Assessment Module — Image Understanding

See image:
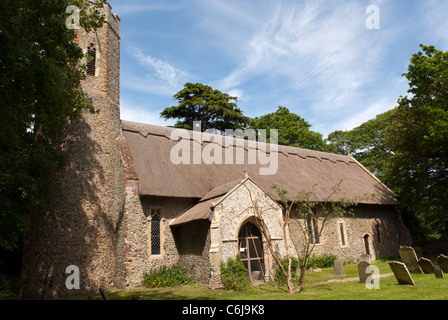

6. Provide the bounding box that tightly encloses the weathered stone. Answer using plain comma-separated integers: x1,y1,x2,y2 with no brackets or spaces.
414,246,423,258
360,253,371,263
389,261,415,285
434,266,444,279
436,254,448,273
333,259,344,275
358,261,371,283
399,246,422,274
418,257,435,274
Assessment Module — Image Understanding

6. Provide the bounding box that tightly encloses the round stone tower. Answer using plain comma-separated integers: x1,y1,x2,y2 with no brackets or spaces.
21,3,125,299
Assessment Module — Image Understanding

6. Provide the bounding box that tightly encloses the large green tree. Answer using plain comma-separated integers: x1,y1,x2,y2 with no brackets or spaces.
0,0,106,251
385,44,448,239
160,82,249,133
249,106,330,151
327,109,396,181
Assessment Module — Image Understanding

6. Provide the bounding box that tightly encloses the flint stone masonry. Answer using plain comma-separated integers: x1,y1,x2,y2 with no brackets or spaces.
20,3,124,299
208,178,284,287
436,254,448,273
399,246,422,274
358,261,371,283
389,261,415,285
360,253,371,263
418,257,435,274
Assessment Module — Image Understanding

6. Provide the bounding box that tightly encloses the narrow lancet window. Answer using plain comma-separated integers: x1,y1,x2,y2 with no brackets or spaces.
87,44,96,76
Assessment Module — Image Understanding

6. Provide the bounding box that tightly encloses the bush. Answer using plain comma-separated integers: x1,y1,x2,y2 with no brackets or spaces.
274,257,299,285
220,255,252,291
142,265,192,288
307,254,337,269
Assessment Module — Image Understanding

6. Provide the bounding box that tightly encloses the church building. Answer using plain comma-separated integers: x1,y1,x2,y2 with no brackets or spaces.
20,3,411,299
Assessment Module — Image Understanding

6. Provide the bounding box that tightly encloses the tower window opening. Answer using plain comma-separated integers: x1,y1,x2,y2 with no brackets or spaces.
87,44,96,76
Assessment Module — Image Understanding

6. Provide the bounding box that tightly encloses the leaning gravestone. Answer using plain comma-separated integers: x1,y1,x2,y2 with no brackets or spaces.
436,254,448,273
414,247,423,258
389,261,415,285
333,259,344,275
399,246,422,274
358,261,371,284
418,257,435,274
434,266,444,279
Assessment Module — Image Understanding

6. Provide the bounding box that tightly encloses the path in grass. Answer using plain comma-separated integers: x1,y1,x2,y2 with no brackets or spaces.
309,272,394,286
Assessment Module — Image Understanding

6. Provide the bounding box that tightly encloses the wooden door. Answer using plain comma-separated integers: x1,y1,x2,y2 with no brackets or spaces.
238,222,265,282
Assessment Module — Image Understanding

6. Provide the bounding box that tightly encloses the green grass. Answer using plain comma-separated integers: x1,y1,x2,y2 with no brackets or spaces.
2,260,446,300
71,260,448,300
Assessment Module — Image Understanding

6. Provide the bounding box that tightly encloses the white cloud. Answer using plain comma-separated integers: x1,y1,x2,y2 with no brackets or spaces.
227,89,244,101
214,0,404,134
336,100,392,133
114,0,447,136
419,0,448,47
120,99,175,127
127,44,189,89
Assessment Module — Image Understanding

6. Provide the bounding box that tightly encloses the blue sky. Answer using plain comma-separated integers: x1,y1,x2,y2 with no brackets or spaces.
107,0,448,137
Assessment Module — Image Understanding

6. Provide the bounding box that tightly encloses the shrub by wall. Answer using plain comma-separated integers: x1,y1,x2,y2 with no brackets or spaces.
142,265,192,288
220,256,252,291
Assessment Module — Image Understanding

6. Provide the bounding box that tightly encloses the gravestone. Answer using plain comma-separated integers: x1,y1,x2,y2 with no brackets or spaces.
414,247,423,258
436,254,448,273
360,253,370,263
333,259,344,275
389,261,415,285
434,266,444,279
418,257,435,274
358,261,371,284
399,246,422,274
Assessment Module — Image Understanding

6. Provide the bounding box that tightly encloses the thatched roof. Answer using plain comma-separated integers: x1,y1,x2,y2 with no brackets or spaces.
121,120,398,206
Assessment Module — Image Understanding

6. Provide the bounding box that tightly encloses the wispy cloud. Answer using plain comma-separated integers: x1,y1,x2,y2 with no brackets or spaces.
419,0,448,47
219,1,384,96
213,0,402,134
128,44,188,88
111,0,447,135
123,43,191,96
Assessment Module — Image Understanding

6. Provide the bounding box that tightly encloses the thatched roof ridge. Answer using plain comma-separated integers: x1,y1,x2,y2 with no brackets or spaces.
121,120,398,205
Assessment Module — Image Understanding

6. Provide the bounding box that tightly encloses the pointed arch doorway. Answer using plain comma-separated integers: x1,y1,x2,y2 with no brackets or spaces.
238,221,265,282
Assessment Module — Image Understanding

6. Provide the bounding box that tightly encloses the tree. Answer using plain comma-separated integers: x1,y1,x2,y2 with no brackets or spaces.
246,181,371,294
160,82,249,133
249,106,330,152
327,109,396,181
384,44,448,239
0,0,106,251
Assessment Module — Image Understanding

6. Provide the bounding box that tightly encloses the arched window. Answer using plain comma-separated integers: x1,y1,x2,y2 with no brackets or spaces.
87,44,96,76
149,207,163,256
363,234,371,256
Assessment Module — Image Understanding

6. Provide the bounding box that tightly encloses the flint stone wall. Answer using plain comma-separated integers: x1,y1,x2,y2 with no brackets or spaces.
288,204,411,262
208,179,284,287
20,4,124,299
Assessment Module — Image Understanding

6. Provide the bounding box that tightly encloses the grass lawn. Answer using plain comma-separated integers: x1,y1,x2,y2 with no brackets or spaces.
73,260,448,300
